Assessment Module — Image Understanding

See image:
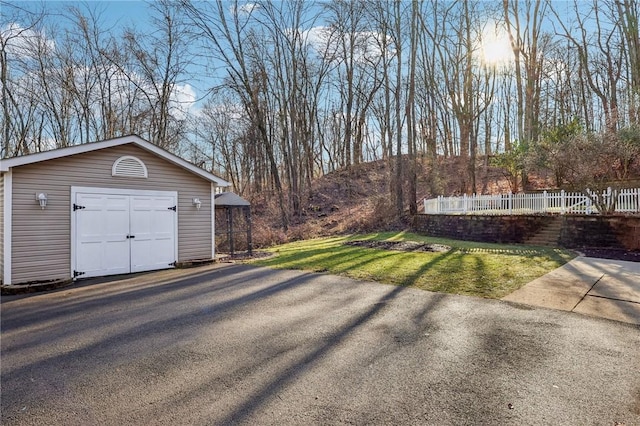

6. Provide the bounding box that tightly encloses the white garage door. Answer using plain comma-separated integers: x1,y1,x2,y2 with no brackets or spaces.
73,188,177,279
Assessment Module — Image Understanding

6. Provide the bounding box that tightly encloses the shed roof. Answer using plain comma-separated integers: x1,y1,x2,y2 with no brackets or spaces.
214,192,251,207
0,134,231,187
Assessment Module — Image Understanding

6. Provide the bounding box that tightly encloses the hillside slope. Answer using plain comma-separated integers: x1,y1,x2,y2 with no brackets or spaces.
249,157,540,247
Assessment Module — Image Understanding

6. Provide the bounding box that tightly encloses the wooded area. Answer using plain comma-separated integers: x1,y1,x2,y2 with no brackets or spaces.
2,0,639,229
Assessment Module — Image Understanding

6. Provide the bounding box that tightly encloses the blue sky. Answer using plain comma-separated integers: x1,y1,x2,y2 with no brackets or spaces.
3,1,162,49
6,1,154,28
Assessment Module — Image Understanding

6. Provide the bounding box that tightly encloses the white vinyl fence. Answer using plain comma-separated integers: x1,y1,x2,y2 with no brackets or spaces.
422,188,640,215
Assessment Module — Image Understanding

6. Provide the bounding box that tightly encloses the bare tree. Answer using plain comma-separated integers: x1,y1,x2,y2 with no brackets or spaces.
257,0,324,217
406,0,419,215
1,4,44,155
551,0,624,132
0,3,46,156
616,0,640,124
503,0,549,189
181,0,289,229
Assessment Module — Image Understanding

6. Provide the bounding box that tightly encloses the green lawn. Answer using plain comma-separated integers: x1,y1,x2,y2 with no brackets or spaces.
249,231,575,299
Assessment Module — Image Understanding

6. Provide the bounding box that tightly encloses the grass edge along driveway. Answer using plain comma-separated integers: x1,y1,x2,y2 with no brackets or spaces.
249,231,575,299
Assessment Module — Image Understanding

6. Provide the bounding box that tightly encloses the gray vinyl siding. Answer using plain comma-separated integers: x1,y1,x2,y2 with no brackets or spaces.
0,172,4,283
11,144,212,284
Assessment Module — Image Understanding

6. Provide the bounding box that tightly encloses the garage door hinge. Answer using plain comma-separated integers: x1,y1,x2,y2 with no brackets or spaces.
73,204,86,211
168,206,176,211
73,270,85,278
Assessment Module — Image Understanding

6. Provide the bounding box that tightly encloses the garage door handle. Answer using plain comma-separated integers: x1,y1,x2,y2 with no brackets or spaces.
126,235,136,239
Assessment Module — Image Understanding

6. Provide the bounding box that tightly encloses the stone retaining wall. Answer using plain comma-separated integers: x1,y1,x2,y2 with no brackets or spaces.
412,214,640,250
560,215,640,250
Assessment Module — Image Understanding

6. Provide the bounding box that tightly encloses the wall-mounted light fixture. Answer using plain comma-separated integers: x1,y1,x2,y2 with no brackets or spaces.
36,192,48,209
192,197,202,210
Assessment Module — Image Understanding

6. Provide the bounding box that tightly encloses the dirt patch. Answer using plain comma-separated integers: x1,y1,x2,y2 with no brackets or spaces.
344,240,451,253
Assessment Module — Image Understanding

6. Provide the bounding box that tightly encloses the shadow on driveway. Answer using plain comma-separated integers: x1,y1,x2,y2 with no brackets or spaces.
2,264,639,425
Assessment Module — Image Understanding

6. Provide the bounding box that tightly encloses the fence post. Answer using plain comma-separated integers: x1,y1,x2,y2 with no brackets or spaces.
561,190,566,214
463,194,467,214
508,192,513,215
543,190,548,213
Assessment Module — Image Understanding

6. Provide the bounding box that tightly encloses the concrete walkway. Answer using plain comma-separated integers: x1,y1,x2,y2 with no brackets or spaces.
503,257,640,325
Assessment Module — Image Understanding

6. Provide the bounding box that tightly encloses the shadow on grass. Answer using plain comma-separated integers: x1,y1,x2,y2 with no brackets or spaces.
399,250,456,288
253,235,574,299
410,250,531,298
258,245,373,271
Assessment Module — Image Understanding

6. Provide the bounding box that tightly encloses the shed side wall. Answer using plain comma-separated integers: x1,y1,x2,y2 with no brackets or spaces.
0,172,4,282
11,145,212,284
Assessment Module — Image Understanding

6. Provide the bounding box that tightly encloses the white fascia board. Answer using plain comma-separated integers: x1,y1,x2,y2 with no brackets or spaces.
0,135,231,187
0,135,138,170
134,140,231,187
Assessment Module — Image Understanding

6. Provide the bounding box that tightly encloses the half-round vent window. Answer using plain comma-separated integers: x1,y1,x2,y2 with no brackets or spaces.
112,156,148,178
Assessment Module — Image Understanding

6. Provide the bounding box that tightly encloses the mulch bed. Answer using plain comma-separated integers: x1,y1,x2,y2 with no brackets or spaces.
579,248,640,263
344,240,451,253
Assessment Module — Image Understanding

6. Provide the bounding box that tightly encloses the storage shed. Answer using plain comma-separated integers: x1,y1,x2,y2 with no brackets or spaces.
0,135,230,285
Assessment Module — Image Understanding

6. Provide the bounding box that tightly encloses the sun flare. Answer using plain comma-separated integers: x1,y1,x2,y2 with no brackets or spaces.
481,26,513,67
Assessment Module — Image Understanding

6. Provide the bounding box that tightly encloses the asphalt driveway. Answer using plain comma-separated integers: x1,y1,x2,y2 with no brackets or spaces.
2,264,639,425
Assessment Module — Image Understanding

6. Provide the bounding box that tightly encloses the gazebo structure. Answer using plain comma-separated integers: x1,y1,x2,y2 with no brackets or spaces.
214,192,252,256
